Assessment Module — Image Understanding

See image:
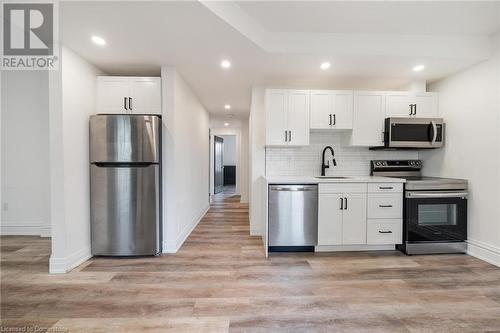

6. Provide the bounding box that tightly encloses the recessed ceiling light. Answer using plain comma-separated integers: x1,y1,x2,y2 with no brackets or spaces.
224,104,231,110
220,60,231,69
413,64,425,72
320,62,331,70
224,122,229,127
91,35,106,46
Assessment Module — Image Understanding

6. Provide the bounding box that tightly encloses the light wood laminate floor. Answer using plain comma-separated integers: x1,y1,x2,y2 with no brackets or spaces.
2,194,500,332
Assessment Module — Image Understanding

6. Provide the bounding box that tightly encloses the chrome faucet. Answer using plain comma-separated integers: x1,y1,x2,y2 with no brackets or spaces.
321,146,337,176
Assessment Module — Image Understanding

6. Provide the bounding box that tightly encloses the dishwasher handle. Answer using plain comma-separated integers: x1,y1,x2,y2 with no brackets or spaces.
271,185,317,192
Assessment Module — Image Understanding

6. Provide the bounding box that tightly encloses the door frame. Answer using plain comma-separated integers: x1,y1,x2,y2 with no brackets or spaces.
209,129,241,202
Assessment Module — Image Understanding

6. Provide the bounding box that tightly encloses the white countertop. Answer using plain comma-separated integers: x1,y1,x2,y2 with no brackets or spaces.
264,175,406,184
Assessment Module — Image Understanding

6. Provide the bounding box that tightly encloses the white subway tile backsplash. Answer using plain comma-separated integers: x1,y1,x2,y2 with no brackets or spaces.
266,131,418,177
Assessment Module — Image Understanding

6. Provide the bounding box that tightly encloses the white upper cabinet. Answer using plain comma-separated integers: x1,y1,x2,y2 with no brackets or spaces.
287,90,310,146
412,92,438,117
310,90,331,129
266,89,288,145
385,91,412,117
97,77,131,114
97,76,162,115
265,89,310,146
385,91,438,118
129,77,162,114
350,91,386,146
310,90,353,129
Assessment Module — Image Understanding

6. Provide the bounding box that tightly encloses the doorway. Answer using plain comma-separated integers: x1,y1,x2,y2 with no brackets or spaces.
214,136,224,194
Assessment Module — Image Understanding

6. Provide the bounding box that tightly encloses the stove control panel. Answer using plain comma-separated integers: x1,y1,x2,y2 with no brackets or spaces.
371,160,422,171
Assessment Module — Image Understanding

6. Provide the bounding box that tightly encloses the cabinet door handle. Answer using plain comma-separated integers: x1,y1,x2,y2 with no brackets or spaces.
414,104,417,115
333,114,336,125
378,230,393,234
340,197,343,210
379,205,393,208
124,97,128,110
285,130,288,142
329,114,332,126
409,104,412,116
289,130,291,142
128,97,132,111
379,186,393,190
344,197,347,210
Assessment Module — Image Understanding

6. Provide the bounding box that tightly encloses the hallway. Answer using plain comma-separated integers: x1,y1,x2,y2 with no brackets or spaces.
2,194,500,332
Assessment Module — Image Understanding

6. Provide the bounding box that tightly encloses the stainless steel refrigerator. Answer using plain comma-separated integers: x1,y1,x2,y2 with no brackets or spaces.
90,114,161,256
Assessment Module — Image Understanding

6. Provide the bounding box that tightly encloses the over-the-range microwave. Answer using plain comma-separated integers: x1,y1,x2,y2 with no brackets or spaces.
381,117,445,149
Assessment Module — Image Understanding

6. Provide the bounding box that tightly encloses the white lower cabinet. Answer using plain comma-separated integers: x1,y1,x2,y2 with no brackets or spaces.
342,193,367,244
318,193,343,245
367,193,403,219
367,220,402,245
318,184,367,246
318,182,403,247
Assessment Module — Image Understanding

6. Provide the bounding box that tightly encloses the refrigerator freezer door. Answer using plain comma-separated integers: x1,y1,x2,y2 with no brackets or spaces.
90,115,161,163
91,164,159,255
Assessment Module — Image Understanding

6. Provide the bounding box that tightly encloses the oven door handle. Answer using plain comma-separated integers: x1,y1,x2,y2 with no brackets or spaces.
406,191,468,199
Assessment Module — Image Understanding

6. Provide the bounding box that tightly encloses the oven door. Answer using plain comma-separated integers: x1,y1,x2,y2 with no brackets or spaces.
405,191,467,242
386,118,444,148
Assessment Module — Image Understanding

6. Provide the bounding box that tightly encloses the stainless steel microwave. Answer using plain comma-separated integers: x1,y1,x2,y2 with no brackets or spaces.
384,117,444,149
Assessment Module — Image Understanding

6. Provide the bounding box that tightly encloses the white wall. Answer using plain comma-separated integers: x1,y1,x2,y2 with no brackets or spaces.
249,87,266,236
220,135,236,166
49,46,105,273
422,38,500,266
1,71,50,236
161,67,210,253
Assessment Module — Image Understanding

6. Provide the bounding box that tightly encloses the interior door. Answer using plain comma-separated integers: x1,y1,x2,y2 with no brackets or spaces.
214,136,224,194
342,192,367,244
287,90,310,146
130,77,162,114
96,77,130,114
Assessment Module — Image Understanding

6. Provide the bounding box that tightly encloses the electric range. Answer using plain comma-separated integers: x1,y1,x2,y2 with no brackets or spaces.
371,160,468,255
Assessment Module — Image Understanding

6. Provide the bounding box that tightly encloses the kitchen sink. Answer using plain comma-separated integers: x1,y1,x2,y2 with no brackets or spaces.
315,176,350,179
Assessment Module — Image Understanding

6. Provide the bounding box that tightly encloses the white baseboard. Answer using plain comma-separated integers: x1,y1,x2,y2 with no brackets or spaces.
467,239,500,267
49,246,92,274
0,221,50,237
315,244,396,252
162,204,210,254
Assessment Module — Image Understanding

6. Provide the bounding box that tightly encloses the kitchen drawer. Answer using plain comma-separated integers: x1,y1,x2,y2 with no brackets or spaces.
367,220,402,245
319,183,367,194
368,183,403,193
367,193,403,219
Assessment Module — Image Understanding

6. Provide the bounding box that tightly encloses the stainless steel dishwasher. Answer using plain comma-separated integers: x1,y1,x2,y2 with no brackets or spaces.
268,184,318,252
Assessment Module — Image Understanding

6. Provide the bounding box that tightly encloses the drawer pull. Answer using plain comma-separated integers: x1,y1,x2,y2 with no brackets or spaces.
379,205,393,208
379,186,393,190
378,230,393,234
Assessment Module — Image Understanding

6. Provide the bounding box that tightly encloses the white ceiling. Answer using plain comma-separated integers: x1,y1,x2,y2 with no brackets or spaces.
235,1,500,35
60,1,500,117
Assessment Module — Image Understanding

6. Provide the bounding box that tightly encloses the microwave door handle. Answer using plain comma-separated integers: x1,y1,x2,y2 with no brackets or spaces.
428,121,434,142
430,121,437,144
